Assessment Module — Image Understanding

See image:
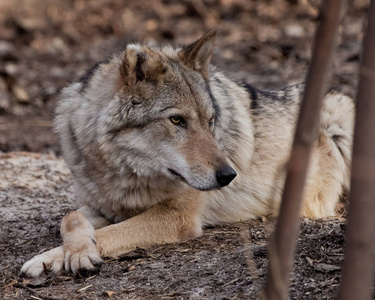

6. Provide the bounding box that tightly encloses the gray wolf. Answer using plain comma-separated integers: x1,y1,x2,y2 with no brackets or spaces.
21,30,354,278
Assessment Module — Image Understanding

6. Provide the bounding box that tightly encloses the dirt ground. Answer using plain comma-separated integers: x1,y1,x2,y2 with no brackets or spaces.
0,0,369,299
0,153,347,299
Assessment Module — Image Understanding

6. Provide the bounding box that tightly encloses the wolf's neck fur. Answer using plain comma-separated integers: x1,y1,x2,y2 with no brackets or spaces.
75,163,187,223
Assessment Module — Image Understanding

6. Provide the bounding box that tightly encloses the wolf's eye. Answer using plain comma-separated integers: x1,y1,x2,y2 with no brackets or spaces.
170,116,185,126
209,118,214,127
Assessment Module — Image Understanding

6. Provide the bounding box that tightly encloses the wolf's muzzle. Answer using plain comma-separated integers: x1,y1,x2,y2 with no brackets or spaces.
216,166,237,187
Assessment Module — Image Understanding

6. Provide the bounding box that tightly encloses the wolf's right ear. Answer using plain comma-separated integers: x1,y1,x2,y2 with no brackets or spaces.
119,45,147,86
178,29,216,80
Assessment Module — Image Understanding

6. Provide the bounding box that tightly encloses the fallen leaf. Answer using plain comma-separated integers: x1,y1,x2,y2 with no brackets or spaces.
314,263,340,273
106,291,116,297
306,256,314,267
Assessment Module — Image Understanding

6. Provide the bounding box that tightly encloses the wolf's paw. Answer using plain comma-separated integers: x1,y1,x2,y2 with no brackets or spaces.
20,246,64,280
63,238,103,275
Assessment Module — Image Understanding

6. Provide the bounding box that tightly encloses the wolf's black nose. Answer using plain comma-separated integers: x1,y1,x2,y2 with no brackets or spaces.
216,166,237,187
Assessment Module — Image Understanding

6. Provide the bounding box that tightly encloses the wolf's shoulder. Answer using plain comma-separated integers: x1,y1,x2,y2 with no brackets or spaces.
243,83,304,104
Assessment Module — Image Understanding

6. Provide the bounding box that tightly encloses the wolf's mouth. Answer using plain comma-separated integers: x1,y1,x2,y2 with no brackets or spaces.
168,168,186,181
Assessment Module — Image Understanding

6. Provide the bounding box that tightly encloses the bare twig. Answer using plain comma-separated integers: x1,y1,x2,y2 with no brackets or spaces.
261,1,344,299
339,1,375,299
239,224,260,291
14,283,60,300
76,284,93,293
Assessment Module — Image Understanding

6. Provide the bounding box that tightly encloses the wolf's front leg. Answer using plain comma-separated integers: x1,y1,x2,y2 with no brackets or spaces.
96,190,204,258
20,206,110,278
60,210,107,274
21,190,203,277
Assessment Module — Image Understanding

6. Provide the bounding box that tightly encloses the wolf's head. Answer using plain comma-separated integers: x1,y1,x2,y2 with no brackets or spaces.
103,30,236,191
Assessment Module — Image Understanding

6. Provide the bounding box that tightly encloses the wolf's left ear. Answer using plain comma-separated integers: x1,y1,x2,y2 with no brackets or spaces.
178,29,216,80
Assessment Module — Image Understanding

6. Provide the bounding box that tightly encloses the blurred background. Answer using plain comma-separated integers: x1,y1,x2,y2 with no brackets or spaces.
0,0,368,154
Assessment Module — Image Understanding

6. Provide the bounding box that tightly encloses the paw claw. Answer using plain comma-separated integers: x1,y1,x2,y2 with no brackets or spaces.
63,238,102,276
76,266,101,277
90,258,104,268
21,238,103,278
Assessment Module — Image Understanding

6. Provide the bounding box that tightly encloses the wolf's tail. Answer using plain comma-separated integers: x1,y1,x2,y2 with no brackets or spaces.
320,92,355,191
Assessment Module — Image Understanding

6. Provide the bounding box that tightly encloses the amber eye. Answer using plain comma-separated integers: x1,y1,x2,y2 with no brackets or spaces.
170,116,185,126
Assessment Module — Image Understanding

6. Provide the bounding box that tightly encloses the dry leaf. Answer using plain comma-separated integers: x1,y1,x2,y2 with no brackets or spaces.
106,291,116,297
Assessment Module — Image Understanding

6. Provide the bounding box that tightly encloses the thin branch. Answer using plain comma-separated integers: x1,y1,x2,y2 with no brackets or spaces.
261,1,344,299
339,1,375,299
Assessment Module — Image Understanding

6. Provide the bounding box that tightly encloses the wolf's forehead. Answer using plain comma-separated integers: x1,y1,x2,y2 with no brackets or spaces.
170,77,214,117
144,45,215,116
169,67,215,113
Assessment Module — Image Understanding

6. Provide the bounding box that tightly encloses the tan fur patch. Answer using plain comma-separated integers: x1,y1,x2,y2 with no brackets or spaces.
63,212,83,233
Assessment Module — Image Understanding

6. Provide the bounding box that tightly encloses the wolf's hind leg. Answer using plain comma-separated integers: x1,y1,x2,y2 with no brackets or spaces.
301,93,354,218
302,132,348,218
20,206,110,278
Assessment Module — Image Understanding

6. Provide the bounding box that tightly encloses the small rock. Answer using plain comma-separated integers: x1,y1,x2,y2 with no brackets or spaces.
5,63,19,75
51,37,68,53
284,24,305,38
0,93,10,111
44,86,57,96
145,19,158,31
0,41,15,57
13,85,29,103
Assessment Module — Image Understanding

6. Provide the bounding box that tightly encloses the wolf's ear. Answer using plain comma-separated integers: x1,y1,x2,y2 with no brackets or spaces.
119,45,147,86
120,45,166,86
178,29,216,80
